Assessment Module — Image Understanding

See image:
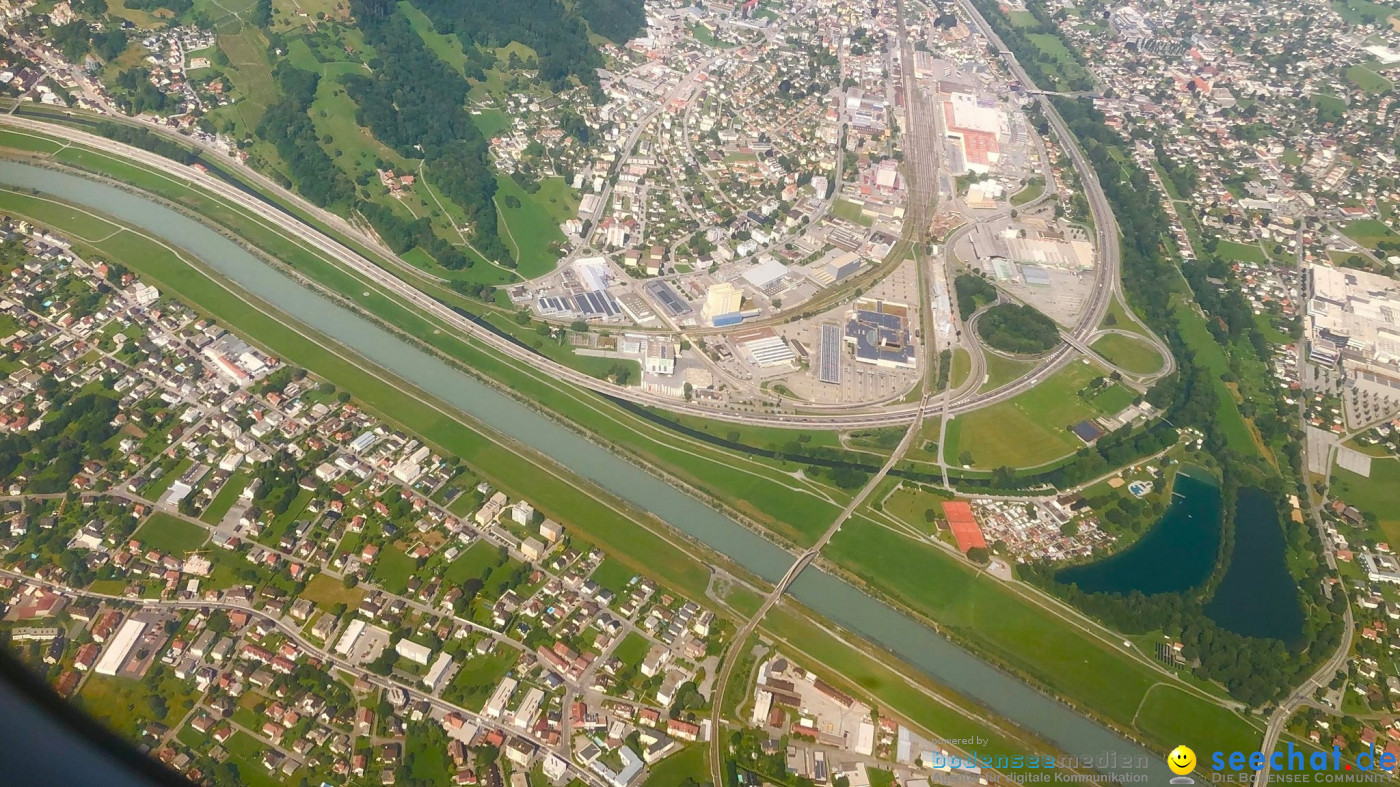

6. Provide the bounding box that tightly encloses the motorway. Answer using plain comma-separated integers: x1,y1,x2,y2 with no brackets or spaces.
2,0,1176,438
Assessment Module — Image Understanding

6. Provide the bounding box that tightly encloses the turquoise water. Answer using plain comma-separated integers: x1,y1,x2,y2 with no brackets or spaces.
1056,469,1221,595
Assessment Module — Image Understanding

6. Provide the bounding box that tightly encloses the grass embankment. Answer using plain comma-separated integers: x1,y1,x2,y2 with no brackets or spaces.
0,127,850,548
821,515,1263,756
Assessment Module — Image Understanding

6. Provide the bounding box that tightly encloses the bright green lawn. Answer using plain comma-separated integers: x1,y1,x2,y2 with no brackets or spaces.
200,469,250,525
643,745,708,786
590,556,637,595
370,545,418,594
1214,240,1268,264
1091,333,1165,375
978,352,1034,392
948,360,1107,469
134,512,210,555
1331,458,1400,544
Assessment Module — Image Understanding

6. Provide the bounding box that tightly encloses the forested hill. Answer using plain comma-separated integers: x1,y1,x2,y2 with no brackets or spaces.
355,0,644,88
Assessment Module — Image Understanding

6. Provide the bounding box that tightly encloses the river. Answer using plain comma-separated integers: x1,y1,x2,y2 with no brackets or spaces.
0,159,1172,781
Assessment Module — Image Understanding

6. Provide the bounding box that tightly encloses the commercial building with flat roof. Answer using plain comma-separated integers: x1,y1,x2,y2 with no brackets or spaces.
95,619,147,676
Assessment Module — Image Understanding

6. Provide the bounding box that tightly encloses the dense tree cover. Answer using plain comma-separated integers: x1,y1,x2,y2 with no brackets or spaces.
977,303,1060,354
967,0,1094,92
575,0,646,44
953,272,997,320
399,0,613,87
122,0,192,12
256,63,356,208
343,4,512,264
94,121,198,164
356,200,473,270
0,392,118,494
250,0,272,26
51,21,94,62
111,67,171,115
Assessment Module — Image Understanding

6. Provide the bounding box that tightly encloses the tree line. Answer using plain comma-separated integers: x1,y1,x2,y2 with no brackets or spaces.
256,63,357,209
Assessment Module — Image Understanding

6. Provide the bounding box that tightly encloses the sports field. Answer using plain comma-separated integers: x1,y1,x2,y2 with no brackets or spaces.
947,359,1109,469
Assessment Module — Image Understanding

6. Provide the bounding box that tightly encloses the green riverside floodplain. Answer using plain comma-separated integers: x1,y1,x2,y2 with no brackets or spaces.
0,158,1202,781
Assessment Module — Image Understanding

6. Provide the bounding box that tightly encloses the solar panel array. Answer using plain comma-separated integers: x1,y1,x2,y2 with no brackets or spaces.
818,323,842,384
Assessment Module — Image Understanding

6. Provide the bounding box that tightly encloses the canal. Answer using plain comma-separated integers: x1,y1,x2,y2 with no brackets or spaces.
0,159,1172,781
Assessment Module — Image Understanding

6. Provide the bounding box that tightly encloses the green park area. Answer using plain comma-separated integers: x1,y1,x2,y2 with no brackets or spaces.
1091,333,1165,375
300,572,366,608
1331,457,1400,544
1214,239,1268,264
133,512,210,555
1342,219,1400,252
945,359,1118,469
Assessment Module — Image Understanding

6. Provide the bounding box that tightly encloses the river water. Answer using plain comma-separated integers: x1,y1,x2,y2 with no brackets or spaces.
0,160,1172,781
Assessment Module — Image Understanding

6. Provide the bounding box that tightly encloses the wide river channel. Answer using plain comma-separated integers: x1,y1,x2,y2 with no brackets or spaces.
0,159,1172,781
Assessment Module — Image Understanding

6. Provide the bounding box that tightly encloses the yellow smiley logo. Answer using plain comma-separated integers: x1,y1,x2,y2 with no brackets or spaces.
1168,745,1196,776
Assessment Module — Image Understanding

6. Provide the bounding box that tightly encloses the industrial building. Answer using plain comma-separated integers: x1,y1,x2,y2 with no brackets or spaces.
94,619,146,676
1307,263,1400,369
